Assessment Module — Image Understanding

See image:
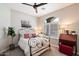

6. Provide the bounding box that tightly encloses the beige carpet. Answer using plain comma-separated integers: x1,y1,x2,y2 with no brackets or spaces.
3,46,66,56
4,47,25,56
40,47,66,56
2,38,67,56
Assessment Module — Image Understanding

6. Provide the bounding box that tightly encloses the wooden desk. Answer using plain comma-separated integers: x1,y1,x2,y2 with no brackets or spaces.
59,34,77,55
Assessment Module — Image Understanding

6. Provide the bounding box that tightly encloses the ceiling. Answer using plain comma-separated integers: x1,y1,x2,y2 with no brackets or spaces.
4,3,73,17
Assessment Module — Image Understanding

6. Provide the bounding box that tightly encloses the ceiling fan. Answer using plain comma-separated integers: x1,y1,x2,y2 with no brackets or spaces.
22,3,47,13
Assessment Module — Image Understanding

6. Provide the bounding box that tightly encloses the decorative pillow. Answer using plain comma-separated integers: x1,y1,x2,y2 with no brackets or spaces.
24,33,29,39
19,29,29,38
31,33,36,38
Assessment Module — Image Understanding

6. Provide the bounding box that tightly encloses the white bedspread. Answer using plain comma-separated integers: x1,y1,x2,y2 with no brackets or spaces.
18,37,49,56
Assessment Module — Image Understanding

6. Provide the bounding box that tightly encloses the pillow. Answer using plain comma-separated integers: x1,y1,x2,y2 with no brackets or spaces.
24,33,29,39
19,29,29,38
31,33,36,38
19,31,25,38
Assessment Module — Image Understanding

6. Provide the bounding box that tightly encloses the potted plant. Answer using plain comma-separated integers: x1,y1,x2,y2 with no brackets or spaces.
7,27,16,50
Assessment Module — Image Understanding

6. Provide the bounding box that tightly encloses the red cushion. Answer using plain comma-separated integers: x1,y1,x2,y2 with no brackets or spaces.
24,33,29,39
59,44,73,56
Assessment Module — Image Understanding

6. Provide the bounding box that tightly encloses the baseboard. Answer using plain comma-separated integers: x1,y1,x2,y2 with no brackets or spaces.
50,44,59,48
77,52,79,55
0,47,9,54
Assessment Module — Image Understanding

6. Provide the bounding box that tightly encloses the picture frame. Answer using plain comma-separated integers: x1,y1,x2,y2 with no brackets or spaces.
21,20,31,28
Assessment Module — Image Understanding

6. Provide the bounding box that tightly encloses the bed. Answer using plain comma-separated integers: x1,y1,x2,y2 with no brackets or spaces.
18,28,50,56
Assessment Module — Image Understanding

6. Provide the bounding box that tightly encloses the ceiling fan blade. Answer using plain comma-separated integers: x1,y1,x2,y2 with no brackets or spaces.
22,3,47,13
36,3,47,7
22,3,33,6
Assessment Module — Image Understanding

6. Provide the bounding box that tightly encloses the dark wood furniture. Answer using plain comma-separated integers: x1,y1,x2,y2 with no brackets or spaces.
59,34,77,55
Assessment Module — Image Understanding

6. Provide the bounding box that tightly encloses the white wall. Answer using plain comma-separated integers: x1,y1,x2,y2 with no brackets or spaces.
0,4,11,52
11,10,37,33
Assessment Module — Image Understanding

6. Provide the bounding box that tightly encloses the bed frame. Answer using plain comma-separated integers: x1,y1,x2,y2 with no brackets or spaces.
28,38,50,56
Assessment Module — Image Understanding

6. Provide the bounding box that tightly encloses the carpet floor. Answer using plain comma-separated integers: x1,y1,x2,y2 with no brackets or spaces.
3,47,25,56
3,46,66,56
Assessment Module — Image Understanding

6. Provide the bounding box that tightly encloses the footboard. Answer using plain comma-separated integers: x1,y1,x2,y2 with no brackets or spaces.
18,37,50,56
28,37,50,56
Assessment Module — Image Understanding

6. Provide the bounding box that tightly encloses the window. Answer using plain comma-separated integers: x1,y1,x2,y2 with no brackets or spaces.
44,17,59,39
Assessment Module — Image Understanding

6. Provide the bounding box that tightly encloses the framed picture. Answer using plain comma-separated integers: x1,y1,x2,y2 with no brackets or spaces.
21,20,31,28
